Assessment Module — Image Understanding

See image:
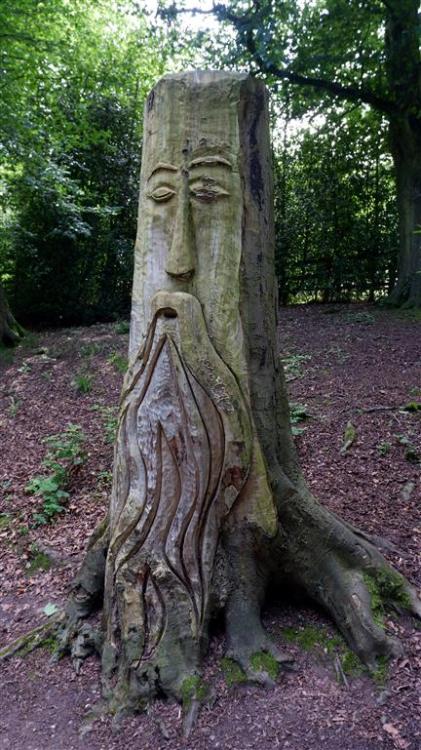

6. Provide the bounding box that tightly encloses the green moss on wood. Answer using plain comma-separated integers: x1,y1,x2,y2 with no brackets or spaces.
181,675,208,706
372,655,389,686
363,569,412,623
341,650,365,677
220,657,247,687
250,651,279,679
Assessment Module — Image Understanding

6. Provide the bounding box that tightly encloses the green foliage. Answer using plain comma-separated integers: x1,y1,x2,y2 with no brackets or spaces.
0,513,12,529
377,441,391,456
372,655,389,686
97,470,113,485
0,0,171,326
290,402,310,436
72,370,94,394
25,423,86,524
80,342,103,358
108,351,127,374
341,650,365,677
27,544,52,574
282,625,324,650
281,622,382,681
401,402,421,413
91,404,118,443
8,396,21,416
272,111,398,304
341,421,357,453
282,353,311,381
114,320,130,334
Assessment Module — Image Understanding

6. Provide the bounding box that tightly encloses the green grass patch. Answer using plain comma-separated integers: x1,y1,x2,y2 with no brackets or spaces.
91,404,118,443
108,351,127,374
80,342,103,357
27,545,52,574
401,401,421,413
115,320,130,335
0,512,12,529
377,441,391,456
72,370,94,394
281,353,311,382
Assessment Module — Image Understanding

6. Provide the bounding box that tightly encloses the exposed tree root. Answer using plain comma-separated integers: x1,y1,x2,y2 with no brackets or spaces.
272,481,421,671
0,615,62,661
4,495,419,717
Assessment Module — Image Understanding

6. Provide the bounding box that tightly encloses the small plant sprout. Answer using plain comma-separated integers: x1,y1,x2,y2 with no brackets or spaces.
26,424,86,524
72,370,94,394
108,351,127,374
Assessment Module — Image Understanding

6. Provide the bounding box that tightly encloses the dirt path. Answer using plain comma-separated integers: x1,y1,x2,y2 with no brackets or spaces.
0,304,419,750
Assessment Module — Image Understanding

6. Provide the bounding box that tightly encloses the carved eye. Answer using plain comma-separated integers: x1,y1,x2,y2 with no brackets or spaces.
148,186,176,203
190,185,229,203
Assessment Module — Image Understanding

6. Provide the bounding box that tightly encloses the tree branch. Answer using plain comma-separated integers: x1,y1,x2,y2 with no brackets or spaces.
251,52,398,116
164,3,398,117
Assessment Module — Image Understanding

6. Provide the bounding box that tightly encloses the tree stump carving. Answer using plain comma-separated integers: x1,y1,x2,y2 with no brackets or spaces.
60,71,420,711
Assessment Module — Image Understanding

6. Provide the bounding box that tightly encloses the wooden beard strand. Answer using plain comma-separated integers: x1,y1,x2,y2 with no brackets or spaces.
105,292,253,666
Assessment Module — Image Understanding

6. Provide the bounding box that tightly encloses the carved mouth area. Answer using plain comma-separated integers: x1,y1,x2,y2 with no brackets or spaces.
158,307,178,319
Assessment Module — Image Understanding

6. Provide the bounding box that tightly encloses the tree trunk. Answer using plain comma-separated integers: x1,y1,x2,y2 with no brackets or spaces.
385,1,421,307
0,280,23,346
387,116,421,307
59,72,420,713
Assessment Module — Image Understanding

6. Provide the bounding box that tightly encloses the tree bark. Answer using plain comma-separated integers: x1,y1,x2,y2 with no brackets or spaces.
386,117,421,307
0,280,23,346
384,1,421,306
59,72,421,713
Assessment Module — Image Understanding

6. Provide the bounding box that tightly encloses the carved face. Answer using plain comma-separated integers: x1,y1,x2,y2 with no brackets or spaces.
130,73,246,380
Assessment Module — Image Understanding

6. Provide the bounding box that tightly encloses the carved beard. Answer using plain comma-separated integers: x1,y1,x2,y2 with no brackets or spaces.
106,293,252,665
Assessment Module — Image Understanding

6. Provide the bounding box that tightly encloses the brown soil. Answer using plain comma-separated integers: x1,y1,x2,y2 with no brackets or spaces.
0,303,420,750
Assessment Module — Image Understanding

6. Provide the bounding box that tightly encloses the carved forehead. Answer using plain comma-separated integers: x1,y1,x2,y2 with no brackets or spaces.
148,155,233,180
142,76,241,177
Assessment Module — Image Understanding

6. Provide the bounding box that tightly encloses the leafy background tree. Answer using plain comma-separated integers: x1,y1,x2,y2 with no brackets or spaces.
0,0,419,344
161,0,419,307
0,0,176,327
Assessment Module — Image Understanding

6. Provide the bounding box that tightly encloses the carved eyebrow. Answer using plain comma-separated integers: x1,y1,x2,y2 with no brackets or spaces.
148,162,178,179
189,156,232,170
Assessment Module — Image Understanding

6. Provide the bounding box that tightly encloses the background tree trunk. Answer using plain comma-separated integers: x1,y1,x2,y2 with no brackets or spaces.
0,281,23,346
387,117,421,306
59,72,421,715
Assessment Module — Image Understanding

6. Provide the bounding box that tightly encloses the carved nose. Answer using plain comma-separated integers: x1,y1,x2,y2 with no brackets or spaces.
165,181,195,279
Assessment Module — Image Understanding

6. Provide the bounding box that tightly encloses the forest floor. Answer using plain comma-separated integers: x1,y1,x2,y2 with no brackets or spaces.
0,303,420,750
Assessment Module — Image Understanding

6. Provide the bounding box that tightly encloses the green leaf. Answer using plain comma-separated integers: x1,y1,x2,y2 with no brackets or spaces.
43,603,58,617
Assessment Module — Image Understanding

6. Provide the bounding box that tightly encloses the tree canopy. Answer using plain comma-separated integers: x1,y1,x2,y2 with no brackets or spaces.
0,0,419,337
